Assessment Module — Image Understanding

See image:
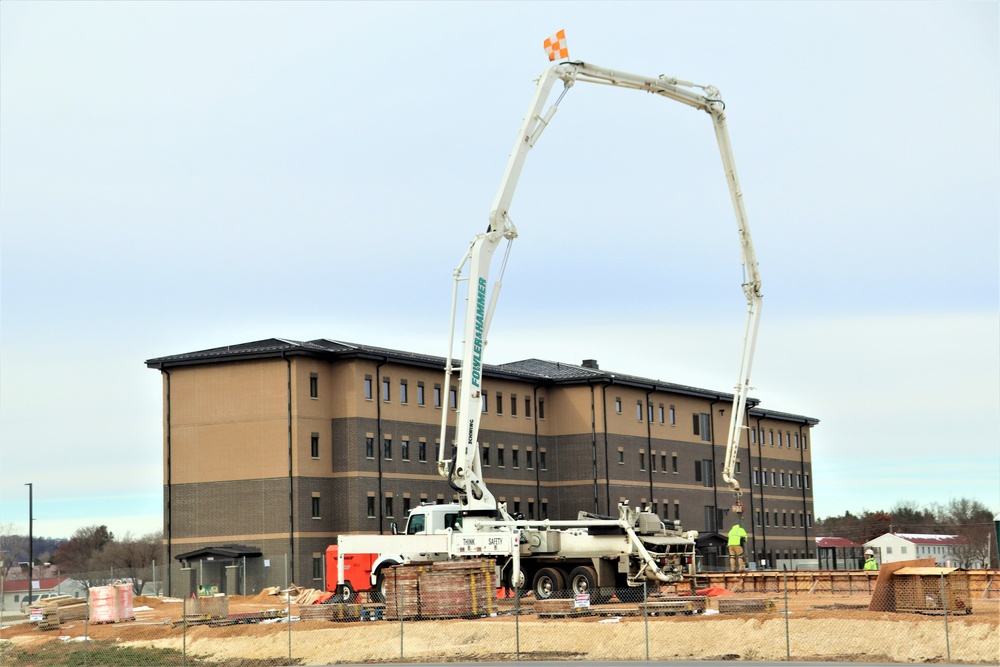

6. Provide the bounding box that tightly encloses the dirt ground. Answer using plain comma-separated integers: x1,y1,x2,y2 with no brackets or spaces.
2,591,998,664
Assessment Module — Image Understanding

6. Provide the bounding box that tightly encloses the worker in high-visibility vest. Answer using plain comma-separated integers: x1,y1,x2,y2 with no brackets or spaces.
728,523,747,572
864,549,878,570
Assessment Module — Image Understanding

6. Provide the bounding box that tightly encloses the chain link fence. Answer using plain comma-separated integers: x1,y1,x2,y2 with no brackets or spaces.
2,567,997,665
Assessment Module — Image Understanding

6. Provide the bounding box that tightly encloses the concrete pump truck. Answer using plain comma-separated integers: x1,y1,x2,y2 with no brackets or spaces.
329,58,763,604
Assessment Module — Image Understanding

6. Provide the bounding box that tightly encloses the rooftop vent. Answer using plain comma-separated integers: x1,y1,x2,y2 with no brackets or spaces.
581,359,599,369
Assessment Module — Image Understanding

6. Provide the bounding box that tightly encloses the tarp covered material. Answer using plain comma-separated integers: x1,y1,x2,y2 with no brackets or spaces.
695,587,733,597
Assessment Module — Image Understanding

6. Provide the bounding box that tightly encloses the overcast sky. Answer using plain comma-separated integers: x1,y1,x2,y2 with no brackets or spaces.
2,1,997,540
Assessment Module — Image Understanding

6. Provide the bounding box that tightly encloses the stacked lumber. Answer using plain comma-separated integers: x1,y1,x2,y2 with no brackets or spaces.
657,595,707,613
535,597,591,618
384,559,495,620
299,602,368,622
717,598,776,614
32,596,89,631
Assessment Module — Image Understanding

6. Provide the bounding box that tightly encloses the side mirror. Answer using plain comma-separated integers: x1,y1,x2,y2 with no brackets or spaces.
391,522,398,535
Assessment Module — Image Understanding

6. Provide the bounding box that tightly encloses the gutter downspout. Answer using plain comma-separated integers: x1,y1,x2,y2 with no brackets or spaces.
645,387,655,506
283,353,294,584
589,383,599,514
798,424,809,558
709,398,723,533
602,379,614,515
533,385,542,516
375,358,387,534
755,416,766,566
162,366,172,596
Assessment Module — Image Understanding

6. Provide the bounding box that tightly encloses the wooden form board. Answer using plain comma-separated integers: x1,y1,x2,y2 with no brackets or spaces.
868,557,935,612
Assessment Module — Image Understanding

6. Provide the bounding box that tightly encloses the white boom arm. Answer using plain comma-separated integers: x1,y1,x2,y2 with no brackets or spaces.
440,61,762,516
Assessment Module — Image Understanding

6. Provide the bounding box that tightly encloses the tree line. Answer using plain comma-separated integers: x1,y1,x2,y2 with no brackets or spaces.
0,524,164,595
817,497,997,568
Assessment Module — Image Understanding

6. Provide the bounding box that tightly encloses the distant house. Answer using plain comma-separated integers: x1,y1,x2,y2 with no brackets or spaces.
864,533,978,568
1,576,85,612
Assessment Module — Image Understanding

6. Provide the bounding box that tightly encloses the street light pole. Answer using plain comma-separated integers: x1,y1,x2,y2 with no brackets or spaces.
26,483,33,608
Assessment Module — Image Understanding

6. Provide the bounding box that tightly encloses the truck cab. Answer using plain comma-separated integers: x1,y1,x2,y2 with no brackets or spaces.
403,503,463,535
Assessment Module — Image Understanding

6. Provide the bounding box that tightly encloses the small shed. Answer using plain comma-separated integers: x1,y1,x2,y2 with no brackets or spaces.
892,567,972,615
174,545,263,596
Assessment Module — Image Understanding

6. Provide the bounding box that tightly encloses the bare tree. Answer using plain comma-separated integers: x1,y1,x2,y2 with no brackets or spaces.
107,531,163,595
938,498,993,568
51,525,115,589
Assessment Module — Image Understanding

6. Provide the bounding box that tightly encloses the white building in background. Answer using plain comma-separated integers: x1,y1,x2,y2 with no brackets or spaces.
863,533,978,568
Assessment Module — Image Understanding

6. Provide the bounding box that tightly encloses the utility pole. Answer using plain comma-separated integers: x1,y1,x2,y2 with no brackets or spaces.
25,483,33,608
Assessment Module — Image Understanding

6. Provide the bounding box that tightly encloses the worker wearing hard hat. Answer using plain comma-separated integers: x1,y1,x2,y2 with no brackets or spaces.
728,523,747,572
864,549,878,571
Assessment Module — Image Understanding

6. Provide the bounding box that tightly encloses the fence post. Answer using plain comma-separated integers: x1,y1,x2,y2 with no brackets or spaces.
515,582,520,661
941,573,950,662
783,570,791,661
398,569,404,660
643,580,650,661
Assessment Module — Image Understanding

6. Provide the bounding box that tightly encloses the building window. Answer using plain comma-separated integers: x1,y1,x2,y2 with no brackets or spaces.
482,392,488,412
669,405,676,425
794,434,799,449
661,454,667,472
385,496,393,517
400,380,408,404
367,496,375,518
769,429,774,446
618,449,624,465
805,474,810,489
704,506,716,533
382,377,391,402
541,501,548,520
512,449,520,468
482,445,490,466
755,510,761,527
695,459,713,487
449,388,457,409
693,413,711,441
311,496,321,519
615,397,622,413
383,438,392,460
806,513,812,528
528,500,535,519
312,557,322,579
497,448,505,467
765,511,770,527
511,394,517,416
364,375,373,400
540,450,547,470
658,404,665,424
796,473,802,488
310,373,318,399
639,452,645,471
538,398,545,419
418,441,427,462
417,382,425,406
527,449,533,469
365,437,374,459
434,384,442,408
401,439,410,461
637,401,643,421
750,428,756,444
782,512,787,527
403,496,411,516
648,403,654,423
790,513,796,527
651,454,656,472
779,473,785,487
778,431,783,447
311,433,320,459
496,392,503,414
525,396,531,418
672,455,678,473
753,469,759,485
803,435,808,450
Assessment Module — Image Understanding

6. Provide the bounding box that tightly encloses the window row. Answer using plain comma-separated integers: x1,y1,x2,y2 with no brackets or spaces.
613,399,679,427
365,493,550,520
750,426,808,450
752,469,810,489
754,509,813,529
480,444,546,470
363,376,546,419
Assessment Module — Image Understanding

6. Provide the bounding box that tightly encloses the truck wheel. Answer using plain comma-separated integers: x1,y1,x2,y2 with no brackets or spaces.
532,568,565,600
332,582,355,604
372,570,388,603
568,566,598,598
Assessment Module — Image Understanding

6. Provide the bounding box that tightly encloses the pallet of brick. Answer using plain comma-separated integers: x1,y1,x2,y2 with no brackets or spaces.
419,560,494,619
717,598,776,614
384,560,495,620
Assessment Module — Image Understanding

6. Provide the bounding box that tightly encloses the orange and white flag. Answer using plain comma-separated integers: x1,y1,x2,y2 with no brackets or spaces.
543,30,568,61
